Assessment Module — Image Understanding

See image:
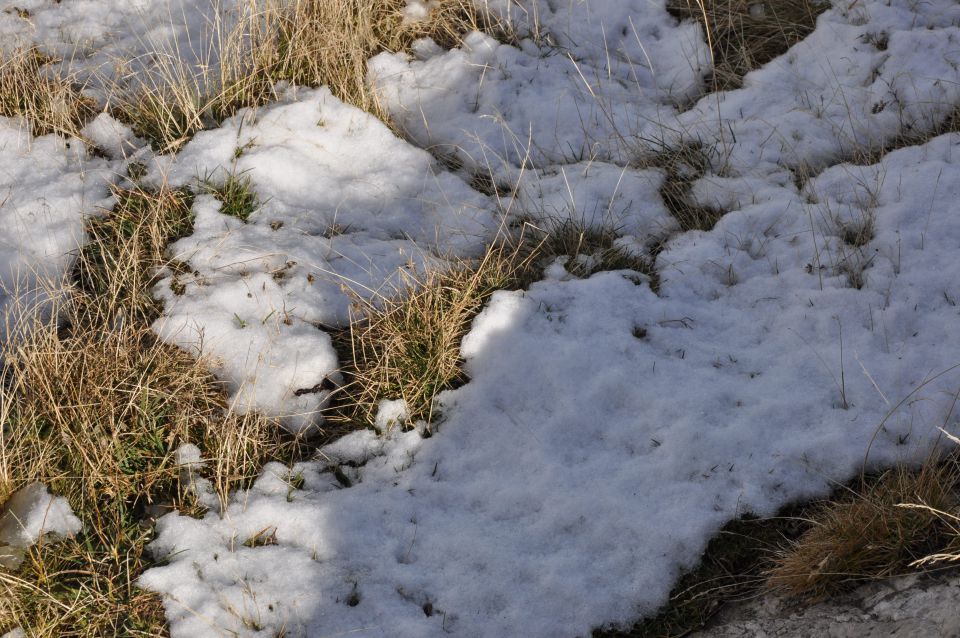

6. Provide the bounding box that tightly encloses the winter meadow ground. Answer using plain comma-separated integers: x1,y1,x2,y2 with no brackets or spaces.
3,0,960,636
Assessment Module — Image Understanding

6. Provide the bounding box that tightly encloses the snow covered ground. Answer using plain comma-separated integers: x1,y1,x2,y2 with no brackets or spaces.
5,0,960,635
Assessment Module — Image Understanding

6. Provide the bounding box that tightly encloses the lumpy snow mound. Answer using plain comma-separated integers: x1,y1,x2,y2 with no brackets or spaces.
139,0,960,635
140,132,960,635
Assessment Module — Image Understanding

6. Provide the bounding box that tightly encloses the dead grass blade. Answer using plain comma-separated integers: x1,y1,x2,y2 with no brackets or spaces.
0,48,95,139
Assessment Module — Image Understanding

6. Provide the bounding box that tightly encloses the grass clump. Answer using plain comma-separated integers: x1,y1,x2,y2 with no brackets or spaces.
74,185,194,324
766,459,960,602
201,172,260,222
330,218,662,432
331,243,531,430
0,179,299,635
838,216,875,249
598,454,960,636
848,107,960,168
523,218,660,290
666,0,829,91
328,215,662,433
0,313,296,636
117,0,497,152
636,140,725,233
0,48,95,139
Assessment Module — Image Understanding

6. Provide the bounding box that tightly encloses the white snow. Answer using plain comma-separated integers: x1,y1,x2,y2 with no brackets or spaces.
0,117,116,341
0,483,82,569
175,443,220,511
139,149,960,629
0,0,231,95
5,0,960,636
675,1,960,175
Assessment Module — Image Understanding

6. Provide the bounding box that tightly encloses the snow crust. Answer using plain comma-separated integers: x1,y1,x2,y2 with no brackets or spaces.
0,0,229,98
139,0,960,633
0,483,82,569
676,0,960,175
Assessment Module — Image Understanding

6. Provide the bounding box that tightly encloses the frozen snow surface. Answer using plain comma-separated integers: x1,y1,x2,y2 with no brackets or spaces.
5,0,960,635
141,134,960,631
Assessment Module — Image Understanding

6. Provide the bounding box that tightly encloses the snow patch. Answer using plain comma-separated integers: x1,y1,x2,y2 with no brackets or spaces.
0,483,82,569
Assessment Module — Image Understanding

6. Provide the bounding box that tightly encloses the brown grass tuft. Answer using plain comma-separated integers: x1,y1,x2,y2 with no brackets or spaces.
73,185,195,324
115,0,497,152
666,0,829,92
329,243,532,431
0,48,96,139
597,512,805,638
848,107,960,167
637,140,725,233
766,459,960,602
522,218,660,290
0,310,297,635
0,180,300,635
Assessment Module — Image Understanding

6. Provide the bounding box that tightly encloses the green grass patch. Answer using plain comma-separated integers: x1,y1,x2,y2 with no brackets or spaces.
201,172,260,222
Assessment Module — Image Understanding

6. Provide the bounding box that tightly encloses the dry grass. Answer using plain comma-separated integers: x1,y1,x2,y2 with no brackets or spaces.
636,140,725,233
73,185,194,323
0,319,289,635
601,454,960,636
329,214,662,434
666,0,829,91
0,184,300,636
330,243,532,431
766,458,960,602
0,4,501,631
522,218,660,290
114,0,496,152
848,107,960,167
0,48,95,139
